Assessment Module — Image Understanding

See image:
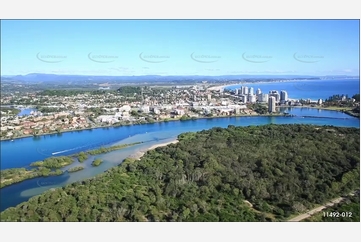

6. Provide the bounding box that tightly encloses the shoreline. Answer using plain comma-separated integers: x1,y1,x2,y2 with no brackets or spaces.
2,108,355,142
207,80,312,91
0,113,289,142
129,139,179,160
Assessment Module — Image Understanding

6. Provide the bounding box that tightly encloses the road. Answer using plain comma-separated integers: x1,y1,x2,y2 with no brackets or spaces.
288,197,345,222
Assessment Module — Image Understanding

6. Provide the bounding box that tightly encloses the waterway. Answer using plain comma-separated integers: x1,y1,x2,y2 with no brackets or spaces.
0,108,359,212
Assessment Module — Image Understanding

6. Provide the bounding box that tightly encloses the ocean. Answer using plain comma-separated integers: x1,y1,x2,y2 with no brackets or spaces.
226,78,360,100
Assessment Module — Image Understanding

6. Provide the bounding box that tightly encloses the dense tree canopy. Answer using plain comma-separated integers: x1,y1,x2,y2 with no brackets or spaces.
1,124,359,222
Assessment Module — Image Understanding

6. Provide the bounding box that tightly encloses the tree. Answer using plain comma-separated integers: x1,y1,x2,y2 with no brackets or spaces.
352,94,360,102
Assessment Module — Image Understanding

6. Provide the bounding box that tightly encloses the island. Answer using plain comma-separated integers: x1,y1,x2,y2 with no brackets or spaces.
1,124,359,222
0,142,143,188
0,167,63,189
91,158,103,167
67,166,84,173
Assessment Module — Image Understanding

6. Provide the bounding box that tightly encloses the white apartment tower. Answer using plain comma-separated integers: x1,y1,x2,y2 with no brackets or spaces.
258,93,269,103
244,86,249,95
268,96,276,113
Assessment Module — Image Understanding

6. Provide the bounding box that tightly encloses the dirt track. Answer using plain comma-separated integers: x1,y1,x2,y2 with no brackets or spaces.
288,197,346,222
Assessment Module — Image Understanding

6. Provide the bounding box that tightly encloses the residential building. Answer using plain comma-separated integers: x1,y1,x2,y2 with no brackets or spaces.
244,86,249,95
240,94,248,103
258,93,269,103
248,94,256,103
280,90,288,102
269,90,280,102
268,96,276,113
140,105,150,113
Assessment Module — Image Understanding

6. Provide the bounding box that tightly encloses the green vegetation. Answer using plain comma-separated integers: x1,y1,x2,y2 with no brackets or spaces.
39,89,112,97
324,93,359,108
77,152,88,162
67,166,84,173
30,156,74,169
1,167,63,188
85,142,142,155
249,103,268,114
180,115,190,121
0,124,359,221
117,86,141,95
344,106,360,118
1,142,142,188
0,107,21,116
36,106,66,113
87,107,107,116
91,159,103,167
304,193,360,222
352,94,360,102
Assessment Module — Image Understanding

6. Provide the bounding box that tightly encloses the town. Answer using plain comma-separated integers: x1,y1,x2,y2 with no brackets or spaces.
0,83,359,140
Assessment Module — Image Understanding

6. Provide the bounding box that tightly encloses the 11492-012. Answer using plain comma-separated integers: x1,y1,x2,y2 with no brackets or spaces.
323,211,353,218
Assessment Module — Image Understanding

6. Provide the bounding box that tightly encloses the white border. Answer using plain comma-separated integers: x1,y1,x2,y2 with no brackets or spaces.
0,0,361,18
0,0,360,241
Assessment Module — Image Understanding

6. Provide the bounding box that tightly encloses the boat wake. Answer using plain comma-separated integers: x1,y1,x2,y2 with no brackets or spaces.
51,143,93,155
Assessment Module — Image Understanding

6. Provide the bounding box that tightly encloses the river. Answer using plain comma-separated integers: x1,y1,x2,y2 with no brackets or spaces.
0,107,360,211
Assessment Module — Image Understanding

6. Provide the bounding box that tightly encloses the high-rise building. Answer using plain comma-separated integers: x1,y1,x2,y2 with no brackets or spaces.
268,96,276,113
241,86,246,94
256,88,262,95
235,89,239,95
257,93,268,102
207,94,212,101
244,86,249,95
318,99,323,105
240,94,248,103
269,90,280,102
248,94,256,103
280,90,288,102
249,87,254,95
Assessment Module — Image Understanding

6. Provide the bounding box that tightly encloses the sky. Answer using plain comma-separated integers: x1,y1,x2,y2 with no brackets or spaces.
1,20,359,76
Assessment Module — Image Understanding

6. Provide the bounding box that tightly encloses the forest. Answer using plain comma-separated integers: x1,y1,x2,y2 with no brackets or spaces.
0,124,359,222
304,191,360,222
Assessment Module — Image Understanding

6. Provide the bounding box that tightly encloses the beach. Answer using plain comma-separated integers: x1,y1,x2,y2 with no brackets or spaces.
129,139,179,160
206,80,296,91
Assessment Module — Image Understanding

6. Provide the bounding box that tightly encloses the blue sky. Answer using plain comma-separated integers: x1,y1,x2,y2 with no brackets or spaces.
1,20,359,76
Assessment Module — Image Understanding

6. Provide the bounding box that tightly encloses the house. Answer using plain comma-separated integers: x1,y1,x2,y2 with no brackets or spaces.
174,109,185,116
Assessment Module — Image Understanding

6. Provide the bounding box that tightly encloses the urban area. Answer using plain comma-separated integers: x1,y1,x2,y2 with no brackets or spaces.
0,84,358,140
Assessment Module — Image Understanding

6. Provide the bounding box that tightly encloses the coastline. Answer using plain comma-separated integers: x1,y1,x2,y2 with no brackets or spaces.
129,139,179,160
206,80,306,91
1,106,357,142
0,113,291,142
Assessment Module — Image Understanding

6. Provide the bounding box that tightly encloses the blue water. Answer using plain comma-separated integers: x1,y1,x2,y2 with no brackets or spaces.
17,108,37,117
226,79,360,100
0,107,360,212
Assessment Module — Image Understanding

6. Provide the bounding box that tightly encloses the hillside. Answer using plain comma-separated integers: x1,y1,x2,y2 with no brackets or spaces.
1,124,359,222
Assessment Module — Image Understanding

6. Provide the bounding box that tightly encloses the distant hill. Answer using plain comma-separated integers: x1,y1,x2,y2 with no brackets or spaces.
0,73,325,83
